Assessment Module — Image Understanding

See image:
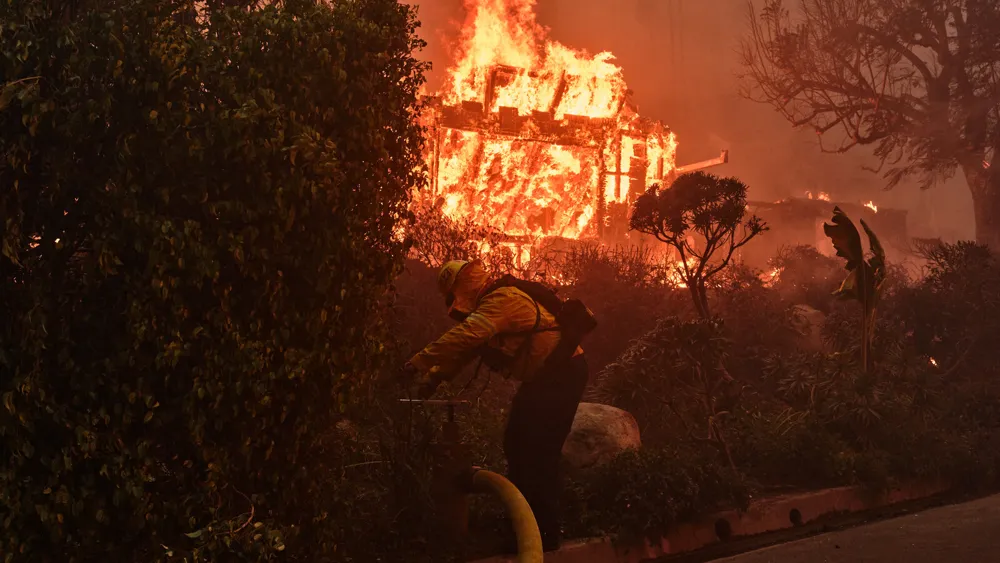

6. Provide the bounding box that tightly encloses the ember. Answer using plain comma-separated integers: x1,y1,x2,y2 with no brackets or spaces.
417,0,678,244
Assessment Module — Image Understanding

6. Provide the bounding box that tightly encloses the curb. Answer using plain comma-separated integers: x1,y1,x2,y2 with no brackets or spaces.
471,481,950,563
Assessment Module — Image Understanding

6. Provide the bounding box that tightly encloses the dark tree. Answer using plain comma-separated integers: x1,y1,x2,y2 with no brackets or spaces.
630,172,768,318
1,0,426,559
742,0,1000,248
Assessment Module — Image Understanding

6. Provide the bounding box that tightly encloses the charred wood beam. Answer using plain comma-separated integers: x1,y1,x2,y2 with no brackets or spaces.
547,72,568,115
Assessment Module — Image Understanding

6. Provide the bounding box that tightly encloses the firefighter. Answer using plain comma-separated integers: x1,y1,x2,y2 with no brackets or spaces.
402,259,589,552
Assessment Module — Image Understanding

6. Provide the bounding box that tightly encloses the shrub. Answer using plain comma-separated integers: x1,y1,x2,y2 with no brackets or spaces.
556,244,687,377
565,448,752,544
768,244,842,311
408,198,524,275
593,317,740,469
729,408,857,489
899,241,999,380
0,0,425,560
710,263,802,392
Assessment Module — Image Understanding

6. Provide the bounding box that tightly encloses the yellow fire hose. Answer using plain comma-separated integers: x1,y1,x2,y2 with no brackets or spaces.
470,469,544,563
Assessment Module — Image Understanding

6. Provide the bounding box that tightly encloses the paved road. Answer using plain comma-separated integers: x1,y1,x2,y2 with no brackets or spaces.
714,494,1000,563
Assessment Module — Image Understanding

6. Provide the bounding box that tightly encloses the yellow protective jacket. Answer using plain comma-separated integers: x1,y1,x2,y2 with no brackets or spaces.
410,265,582,383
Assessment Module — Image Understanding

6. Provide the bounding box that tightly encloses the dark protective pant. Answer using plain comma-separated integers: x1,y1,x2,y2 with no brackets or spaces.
503,353,589,549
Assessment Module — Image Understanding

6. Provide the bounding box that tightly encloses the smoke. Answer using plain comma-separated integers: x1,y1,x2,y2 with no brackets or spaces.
405,0,974,242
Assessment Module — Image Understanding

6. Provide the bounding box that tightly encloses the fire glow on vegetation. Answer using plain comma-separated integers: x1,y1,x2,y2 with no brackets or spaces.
864,200,878,213
419,0,678,242
762,267,781,287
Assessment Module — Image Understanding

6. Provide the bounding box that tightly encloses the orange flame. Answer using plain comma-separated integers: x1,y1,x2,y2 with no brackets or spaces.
761,266,781,287
419,0,678,241
667,256,700,288
863,200,878,213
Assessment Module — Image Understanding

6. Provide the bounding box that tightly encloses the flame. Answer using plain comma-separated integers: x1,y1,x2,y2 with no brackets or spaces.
863,200,878,213
817,192,831,202
761,266,781,287
930,357,938,367
419,0,678,241
667,256,700,288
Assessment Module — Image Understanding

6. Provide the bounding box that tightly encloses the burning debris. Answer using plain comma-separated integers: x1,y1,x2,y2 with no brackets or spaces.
805,191,832,202
417,0,696,249
413,0,899,274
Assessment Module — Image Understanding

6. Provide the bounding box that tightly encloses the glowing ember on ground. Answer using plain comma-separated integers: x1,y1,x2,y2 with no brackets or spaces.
930,357,939,367
863,200,878,213
418,0,678,242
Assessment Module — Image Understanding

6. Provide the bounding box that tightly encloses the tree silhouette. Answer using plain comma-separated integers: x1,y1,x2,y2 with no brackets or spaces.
742,0,1000,248
630,172,767,318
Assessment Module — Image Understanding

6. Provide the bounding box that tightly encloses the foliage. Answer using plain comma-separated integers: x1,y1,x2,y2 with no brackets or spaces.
554,244,688,378
630,172,767,317
823,207,887,372
408,197,526,275
769,244,842,311
565,448,753,545
594,317,740,470
729,408,859,489
0,0,425,561
900,240,1000,380
371,235,1000,554
709,263,803,393
741,0,1000,247
553,243,677,287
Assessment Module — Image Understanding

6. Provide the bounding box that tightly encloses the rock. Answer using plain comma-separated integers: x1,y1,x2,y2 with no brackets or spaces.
562,403,641,471
792,304,827,352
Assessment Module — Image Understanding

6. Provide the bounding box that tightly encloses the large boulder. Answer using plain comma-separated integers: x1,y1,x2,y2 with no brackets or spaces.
562,403,641,470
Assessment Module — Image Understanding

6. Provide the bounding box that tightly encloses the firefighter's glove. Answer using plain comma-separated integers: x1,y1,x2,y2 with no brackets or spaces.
401,362,441,400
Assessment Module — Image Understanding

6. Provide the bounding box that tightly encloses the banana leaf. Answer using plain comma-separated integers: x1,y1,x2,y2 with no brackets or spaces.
823,207,887,372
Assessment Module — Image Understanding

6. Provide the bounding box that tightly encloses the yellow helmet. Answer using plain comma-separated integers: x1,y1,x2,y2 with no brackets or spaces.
437,260,469,297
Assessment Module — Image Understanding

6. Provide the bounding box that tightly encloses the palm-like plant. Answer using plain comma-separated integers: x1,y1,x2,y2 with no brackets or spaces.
823,207,887,372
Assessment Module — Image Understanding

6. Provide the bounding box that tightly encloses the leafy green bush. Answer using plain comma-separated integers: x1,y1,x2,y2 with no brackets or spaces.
730,409,856,489
0,0,425,561
565,448,752,544
768,244,842,312
900,241,999,380
593,317,740,469
710,263,802,393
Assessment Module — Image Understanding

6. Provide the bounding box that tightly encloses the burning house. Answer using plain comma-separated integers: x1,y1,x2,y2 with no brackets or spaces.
416,0,911,269
416,0,726,259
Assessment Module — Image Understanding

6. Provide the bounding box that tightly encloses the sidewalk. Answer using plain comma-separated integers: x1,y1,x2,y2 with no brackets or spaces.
711,493,1000,563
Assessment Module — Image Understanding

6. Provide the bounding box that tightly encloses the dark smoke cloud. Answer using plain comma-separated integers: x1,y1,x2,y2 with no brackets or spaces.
405,0,974,241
